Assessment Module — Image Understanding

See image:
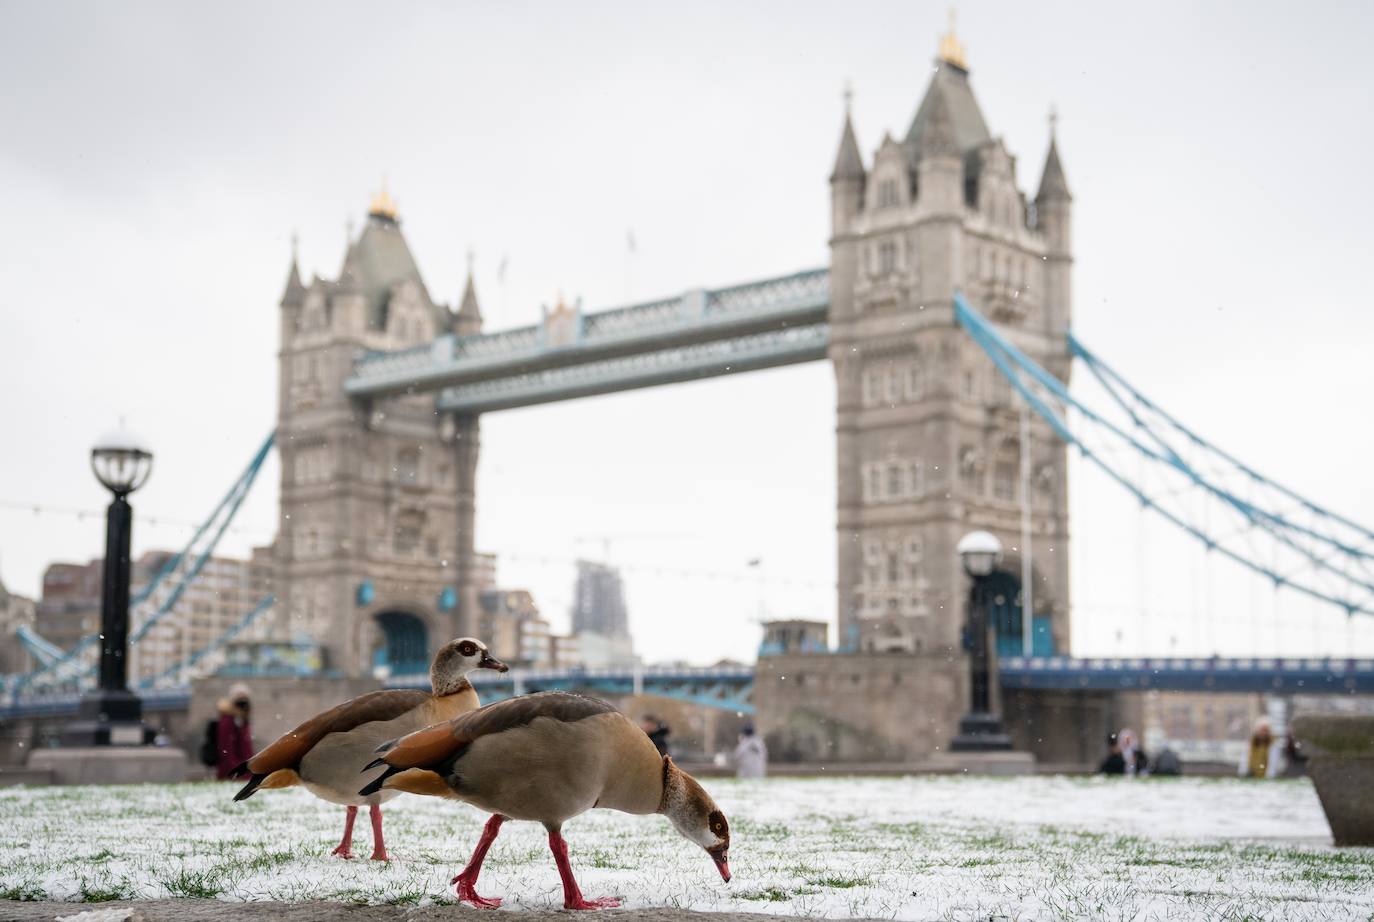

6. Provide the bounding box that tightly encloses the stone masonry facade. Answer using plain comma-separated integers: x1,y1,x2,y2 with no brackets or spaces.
828,39,1073,658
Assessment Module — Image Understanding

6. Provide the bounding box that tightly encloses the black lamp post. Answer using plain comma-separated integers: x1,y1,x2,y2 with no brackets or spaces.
950,530,1013,752
63,426,154,746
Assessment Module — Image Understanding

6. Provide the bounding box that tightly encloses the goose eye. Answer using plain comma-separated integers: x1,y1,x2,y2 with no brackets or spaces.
458,642,476,656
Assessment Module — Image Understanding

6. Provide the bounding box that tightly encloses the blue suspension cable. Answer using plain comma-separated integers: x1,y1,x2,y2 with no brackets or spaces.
13,431,276,691
953,293,1372,617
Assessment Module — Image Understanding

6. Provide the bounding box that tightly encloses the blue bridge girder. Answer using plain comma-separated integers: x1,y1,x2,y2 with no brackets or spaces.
998,656,1374,694
344,268,831,410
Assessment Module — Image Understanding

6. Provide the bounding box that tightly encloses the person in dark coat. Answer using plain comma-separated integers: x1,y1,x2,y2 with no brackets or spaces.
639,714,670,756
215,683,255,780
1098,733,1126,775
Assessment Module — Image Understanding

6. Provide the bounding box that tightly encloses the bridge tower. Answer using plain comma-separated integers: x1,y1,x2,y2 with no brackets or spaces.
829,28,1073,658
273,191,481,676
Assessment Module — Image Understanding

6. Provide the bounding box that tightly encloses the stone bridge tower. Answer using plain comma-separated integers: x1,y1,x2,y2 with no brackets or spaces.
829,29,1073,659
273,191,483,676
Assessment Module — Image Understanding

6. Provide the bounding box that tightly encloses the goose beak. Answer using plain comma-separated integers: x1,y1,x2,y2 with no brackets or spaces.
710,849,731,882
479,651,509,673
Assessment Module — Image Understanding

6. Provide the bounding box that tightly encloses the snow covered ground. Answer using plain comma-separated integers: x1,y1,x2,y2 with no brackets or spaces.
1,775,1370,921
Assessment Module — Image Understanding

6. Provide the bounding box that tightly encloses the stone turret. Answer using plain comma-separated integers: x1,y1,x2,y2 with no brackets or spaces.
280,238,305,308
454,258,484,338
1035,118,1073,338
830,96,866,235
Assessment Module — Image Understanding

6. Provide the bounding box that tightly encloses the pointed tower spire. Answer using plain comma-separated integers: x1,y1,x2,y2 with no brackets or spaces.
454,247,484,337
1036,107,1071,202
830,83,866,183
916,82,959,159
280,232,305,306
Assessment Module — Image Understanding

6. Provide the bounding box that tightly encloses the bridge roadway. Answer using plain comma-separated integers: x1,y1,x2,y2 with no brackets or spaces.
3,658,1371,723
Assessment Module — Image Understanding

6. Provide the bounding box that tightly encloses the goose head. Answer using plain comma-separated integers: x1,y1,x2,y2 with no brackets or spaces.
430,637,507,695
660,756,731,882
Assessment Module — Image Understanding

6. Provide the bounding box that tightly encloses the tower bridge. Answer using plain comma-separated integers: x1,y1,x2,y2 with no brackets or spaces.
7,24,1371,768
264,27,1076,683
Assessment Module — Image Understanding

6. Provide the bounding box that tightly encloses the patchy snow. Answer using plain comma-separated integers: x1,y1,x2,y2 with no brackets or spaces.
1,775,1370,920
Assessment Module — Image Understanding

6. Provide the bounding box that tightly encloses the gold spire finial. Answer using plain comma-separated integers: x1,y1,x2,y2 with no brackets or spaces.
368,177,398,221
938,8,967,70
842,79,854,116
1048,104,1059,138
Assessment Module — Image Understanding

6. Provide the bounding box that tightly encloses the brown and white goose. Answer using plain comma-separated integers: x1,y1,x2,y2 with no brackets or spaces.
232,637,506,860
359,691,731,909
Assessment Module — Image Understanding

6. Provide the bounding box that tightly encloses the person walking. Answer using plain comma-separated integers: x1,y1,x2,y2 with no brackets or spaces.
215,682,255,780
733,724,768,778
1240,718,1283,779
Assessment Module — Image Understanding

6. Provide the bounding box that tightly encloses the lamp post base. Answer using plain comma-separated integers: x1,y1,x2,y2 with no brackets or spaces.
60,689,153,746
949,712,1014,752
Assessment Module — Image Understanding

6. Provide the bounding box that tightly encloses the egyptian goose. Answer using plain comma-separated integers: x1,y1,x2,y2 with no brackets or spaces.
232,637,506,860
359,691,731,909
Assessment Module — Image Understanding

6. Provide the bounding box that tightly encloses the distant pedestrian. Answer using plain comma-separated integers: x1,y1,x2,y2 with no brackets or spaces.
1118,728,1149,776
640,714,670,756
1240,718,1282,779
1152,747,1182,776
734,724,768,778
1098,733,1125,775
215,683,255,780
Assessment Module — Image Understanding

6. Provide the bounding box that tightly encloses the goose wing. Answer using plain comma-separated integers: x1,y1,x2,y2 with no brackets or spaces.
241,688,430,779
359,692,615,794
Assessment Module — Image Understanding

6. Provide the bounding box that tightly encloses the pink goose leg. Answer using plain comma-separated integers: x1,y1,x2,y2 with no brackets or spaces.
548,828,621,910
369,804,390,861
452,814,506,908
331,805,358,859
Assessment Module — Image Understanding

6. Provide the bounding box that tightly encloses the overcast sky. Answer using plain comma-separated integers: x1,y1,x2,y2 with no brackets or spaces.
3,1,1373,665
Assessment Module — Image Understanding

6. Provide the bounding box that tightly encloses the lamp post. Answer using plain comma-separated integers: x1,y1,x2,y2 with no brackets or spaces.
64,425,154,746
950,530,1013,752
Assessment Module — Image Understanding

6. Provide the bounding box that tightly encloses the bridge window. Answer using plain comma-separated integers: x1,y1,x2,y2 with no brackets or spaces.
877,179,900,209
887,464,901,498
887,552,900,585
994,460,1016,501
862,370,878,406
907,463,924,498
878,240,897,275
959,446,983,497
884,368,900,403
905,536,923,560
394,509,424,555
395,448,420,484
905,362,923,399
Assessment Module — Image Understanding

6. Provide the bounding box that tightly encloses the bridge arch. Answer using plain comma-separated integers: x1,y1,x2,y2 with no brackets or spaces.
363,601,446,677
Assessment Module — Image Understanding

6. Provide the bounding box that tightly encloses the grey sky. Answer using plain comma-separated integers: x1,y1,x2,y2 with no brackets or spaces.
3,1,1373,664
